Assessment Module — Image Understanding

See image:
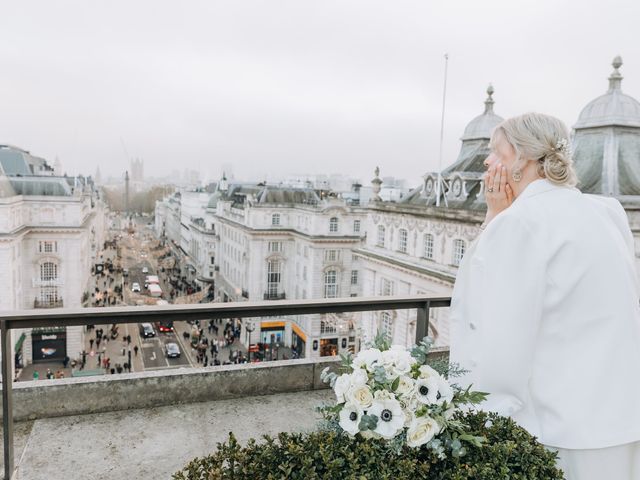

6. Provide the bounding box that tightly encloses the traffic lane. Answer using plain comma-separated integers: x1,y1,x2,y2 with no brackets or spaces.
140,337,167,369
140,330,190,369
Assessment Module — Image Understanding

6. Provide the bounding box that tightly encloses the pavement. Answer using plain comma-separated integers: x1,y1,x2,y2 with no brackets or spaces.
4,389,333,480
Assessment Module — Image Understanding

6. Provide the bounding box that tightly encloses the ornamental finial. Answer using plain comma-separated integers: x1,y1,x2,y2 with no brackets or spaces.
608,55,623,91
484,84,495,114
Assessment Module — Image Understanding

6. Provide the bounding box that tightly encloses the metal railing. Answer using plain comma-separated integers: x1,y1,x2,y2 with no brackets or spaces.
0,294,450,480
33,299,64,309
263,292,286,300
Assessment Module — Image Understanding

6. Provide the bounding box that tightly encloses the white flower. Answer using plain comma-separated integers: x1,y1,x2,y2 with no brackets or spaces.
444,405,456,420
381,347,415,378
402,407,415,428
418,365,440,380
436,377,454,406
415,377,441,405
350,367,368,387
353,348,383,371
347,384,374,410
339,403,362,436
373,389,395,401
368,398,406,439
406,416,440,448
395,375,415,397
333,374,352,404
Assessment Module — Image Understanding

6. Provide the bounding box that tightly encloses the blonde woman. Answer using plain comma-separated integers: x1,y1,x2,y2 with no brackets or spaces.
449,112,640,479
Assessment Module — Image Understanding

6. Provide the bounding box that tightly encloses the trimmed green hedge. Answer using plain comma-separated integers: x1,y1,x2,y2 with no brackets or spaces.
173,411,564,480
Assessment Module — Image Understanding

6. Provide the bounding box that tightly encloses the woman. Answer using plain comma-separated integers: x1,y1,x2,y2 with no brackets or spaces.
449,112,640,479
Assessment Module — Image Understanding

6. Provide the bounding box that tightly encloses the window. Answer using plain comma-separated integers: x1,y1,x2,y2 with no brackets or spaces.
329,217,339,233
304,246,309,258
210,256,215,265
380,311,393,342
324,270,338,298
377,225,385,247
353,220,361,233
423,234,434,259
398,229,408,253
303,265,307,280
267,260,281,295
268,241,282,253
39,241,57,253
40,262,58,281
324,249,339,262
452,239,466,266
380,278,394,296
351,270,358,285
271,213,280,226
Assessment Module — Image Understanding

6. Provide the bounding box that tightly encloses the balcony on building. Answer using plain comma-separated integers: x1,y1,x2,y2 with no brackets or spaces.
263,291,286,300
33,298,64,308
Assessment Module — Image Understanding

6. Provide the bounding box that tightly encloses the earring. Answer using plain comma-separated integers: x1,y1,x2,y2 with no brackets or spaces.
512,170,522,182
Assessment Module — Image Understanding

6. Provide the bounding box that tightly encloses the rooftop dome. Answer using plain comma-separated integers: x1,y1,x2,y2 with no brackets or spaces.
460,85,504,141
574,56,640,129
572,56,640,197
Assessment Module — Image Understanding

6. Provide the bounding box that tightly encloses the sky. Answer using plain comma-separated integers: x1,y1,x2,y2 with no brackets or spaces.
1,0,639,186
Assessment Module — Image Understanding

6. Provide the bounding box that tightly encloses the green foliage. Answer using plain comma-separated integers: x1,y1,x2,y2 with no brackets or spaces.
173,411,565,480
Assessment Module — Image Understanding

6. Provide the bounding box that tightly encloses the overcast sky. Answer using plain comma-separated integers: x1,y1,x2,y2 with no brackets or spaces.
1,0,638,185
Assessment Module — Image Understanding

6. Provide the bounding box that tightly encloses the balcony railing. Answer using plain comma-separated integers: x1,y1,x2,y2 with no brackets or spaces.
32,278,64,287
0,294,450,480
33,299,64,309
263,292,286,300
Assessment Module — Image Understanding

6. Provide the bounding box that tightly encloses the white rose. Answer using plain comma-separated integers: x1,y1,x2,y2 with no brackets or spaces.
373,389,395,401
347,384,374,409
353,348,383,371
395,375,415,397
406,416,440,448
418,365,440,380
333,374,352,403
350,367,368,387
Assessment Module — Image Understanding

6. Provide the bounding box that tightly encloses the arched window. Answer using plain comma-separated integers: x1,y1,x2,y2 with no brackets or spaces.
329,217,339,233
452,239,466,266
423,234,434,259
324,270,338,298
40,262,58,281
398,229,408,253
377,225,386,247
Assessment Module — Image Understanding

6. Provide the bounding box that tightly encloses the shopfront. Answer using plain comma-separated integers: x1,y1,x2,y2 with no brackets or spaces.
320,338,338,357
31,327,67,363
260,321,285,345
291,324,306,358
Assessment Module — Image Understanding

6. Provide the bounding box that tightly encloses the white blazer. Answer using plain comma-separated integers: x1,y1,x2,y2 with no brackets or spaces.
450,178,640,449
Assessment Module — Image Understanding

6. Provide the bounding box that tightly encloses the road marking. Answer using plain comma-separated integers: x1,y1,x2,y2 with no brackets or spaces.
174,325,196,369
150,352,156,361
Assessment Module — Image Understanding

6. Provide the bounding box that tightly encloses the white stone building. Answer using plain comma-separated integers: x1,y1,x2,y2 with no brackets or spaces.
0,145,107,373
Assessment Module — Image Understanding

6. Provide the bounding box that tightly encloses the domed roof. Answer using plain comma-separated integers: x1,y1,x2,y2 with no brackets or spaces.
460,85,504,141
574,56,640,129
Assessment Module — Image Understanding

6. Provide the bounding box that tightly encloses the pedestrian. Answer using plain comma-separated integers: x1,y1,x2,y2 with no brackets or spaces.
89,338,94,349
122,347,126,356
126,335,131,345
134,345,139,356
33,370,39,380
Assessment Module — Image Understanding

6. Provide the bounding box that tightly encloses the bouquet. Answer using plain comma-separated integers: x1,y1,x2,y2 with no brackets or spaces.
320,335,488,458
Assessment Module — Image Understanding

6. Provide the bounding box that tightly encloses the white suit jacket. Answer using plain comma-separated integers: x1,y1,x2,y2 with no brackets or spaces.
450,178,640,449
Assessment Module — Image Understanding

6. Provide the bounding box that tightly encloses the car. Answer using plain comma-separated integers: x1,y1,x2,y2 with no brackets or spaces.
122,268,129,277
165,342,180,358
139,323,156,338
131,282,141,292
155,321,173,333
142,267,149,274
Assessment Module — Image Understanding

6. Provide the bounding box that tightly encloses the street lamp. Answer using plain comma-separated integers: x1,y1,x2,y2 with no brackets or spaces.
245,321,255,362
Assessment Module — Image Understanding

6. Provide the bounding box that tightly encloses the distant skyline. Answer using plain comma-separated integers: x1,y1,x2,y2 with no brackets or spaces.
1,0,639,187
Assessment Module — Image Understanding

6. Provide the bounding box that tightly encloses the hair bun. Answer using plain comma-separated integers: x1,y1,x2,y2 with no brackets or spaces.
543,150,572,184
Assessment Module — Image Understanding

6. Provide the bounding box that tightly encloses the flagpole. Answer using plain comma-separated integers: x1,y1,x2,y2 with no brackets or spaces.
435,53,449,207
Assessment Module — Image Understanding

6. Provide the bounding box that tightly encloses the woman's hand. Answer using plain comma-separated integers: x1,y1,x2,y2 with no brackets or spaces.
484,164,514,223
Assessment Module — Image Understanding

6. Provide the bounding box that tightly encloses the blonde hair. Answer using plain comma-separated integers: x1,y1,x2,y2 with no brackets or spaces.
490,112,578,187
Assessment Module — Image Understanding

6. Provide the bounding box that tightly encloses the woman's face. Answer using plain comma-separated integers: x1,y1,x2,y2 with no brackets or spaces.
484,132,517,190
